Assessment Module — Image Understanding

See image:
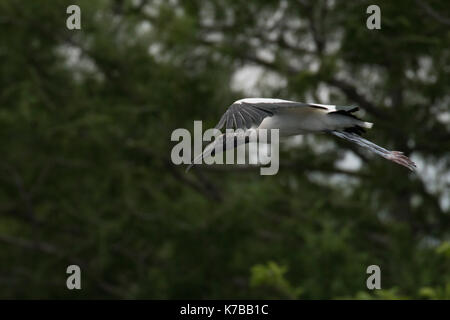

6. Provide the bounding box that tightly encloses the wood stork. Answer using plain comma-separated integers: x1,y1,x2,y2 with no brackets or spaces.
187,98,416,172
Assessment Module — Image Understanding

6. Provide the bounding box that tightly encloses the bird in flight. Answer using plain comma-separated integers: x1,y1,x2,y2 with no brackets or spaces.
187,98,416,172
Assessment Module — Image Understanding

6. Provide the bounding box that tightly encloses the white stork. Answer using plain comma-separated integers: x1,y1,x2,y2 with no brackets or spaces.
187,98,416,172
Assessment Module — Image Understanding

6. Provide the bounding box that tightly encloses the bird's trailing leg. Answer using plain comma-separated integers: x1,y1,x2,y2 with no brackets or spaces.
330,131,416,171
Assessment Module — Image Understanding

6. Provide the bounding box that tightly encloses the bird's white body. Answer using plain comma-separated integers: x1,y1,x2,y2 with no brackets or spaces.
253,99,370,137
258,107,333,136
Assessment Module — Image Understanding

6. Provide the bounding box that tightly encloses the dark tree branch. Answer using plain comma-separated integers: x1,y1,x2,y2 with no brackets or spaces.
415,0,450,26
326,78,386,119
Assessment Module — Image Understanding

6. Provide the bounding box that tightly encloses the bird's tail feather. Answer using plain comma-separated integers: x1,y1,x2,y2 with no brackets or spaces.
330,131,416,171
328,108,373,135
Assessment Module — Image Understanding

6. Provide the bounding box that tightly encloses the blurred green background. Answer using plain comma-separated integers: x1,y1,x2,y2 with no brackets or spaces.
0,0,449,299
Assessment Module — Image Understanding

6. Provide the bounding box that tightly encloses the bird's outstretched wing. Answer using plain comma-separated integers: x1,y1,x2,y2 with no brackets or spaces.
215,98,327,130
